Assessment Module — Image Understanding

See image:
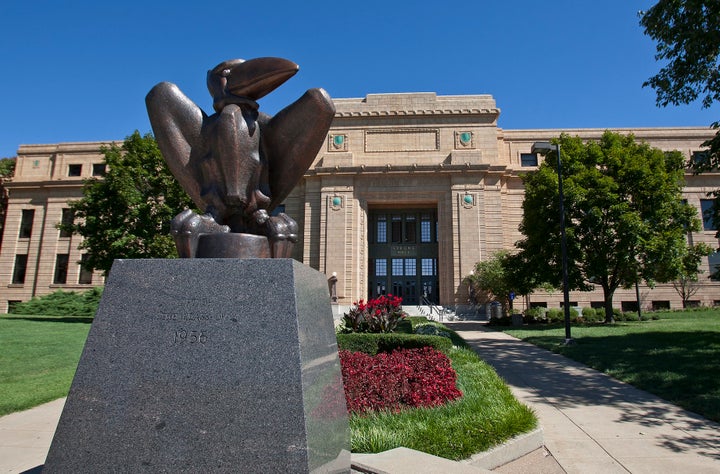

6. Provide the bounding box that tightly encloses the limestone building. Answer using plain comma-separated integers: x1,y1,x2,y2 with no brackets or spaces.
1,93,718,314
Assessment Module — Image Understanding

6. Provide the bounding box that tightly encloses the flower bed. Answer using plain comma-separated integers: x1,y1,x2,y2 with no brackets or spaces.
339,346,462,414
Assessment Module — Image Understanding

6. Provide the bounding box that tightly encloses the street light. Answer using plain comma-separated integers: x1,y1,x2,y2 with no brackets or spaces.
531,141,573,345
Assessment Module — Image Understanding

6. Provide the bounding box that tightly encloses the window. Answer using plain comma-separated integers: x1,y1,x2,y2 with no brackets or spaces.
19,209,34,239
391,215,402,243
621,301,639,312
421,258,436,276
79,254,93,284
59,208,74,238
92,163,106,176
68,164,82,177
709,251,720,281
521,153,538,167
54,254,69,284
692,151,710,167
590,301,605,309
404,215,416,243
374,258,387,276
376,215,387,243
404,259,416,276
391,258,404,276
652,301,670,311
700,199,717,231
420,214,432,242
529,302,547,308
12,255,28,284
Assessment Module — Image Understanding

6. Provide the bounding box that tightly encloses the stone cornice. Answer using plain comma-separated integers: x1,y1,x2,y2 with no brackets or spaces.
306,162,508,176
334,108,500,118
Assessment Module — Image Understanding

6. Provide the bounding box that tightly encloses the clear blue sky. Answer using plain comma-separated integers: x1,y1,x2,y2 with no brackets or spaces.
1,0,718,159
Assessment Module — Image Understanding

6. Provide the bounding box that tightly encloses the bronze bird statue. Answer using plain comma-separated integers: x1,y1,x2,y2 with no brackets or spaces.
146,58,335,258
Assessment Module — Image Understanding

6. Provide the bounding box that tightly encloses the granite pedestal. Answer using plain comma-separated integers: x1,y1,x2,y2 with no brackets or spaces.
43,259,350,473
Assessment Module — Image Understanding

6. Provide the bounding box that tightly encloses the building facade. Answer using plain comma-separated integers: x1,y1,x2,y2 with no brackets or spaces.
1,93,718,314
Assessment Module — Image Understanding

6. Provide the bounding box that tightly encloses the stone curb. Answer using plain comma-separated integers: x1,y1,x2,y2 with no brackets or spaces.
350,427,543,473
465,427,544,470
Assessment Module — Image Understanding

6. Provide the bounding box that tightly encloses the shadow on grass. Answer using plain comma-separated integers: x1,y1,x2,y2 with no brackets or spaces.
444,322,720,461
2,315,93,324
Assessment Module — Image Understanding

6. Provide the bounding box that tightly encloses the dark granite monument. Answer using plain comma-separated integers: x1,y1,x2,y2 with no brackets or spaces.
44,259,349,473
44,59,349,473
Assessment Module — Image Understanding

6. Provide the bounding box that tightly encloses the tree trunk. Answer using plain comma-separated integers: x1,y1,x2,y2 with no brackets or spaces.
603,285,615,324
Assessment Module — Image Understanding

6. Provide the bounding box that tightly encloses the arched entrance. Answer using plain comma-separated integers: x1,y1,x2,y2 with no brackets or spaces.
367,209,439,305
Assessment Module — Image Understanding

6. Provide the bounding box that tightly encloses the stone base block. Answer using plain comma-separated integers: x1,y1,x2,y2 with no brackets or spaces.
43,258,350,473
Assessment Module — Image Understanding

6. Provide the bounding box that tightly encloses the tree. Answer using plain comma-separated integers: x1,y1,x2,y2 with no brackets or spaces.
640,1,720,233
464,250,515,316
671,242,714,307
0,157,16,244
516,131,702,323
60,131,193,275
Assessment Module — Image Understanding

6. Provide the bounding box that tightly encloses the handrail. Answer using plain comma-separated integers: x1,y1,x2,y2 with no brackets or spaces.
420,295,446,321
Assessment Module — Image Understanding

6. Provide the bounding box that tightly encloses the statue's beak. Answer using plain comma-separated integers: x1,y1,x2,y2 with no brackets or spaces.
225,57,299,100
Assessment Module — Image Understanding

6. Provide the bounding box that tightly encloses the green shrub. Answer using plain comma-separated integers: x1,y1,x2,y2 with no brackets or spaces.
580,307,603,323
546,308,563,323
9,288,102,317
523,306,546,324
394,319,413,334
414,323,452,339
337,333,453,355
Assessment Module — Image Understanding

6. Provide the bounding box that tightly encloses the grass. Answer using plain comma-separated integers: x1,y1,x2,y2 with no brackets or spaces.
0,315,91,416
0,313,538,462
349,345,537,460
501,308,720,423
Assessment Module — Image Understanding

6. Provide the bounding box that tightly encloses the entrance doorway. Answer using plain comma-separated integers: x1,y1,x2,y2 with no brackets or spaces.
368,209,439,305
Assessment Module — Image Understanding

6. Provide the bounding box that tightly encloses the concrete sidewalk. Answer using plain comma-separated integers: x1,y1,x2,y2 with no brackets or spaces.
0,398,64,473
446,321,720,473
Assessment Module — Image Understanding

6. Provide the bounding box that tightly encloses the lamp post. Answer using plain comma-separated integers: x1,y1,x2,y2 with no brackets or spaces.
531,141,573,345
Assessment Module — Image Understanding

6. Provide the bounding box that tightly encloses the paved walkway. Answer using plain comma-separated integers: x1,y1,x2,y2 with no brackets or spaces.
2,323,720,473
446,321,720,474
0,398,63,473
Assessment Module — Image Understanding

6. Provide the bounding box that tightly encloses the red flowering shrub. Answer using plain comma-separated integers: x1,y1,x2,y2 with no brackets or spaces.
339,346,463,414
340,294,407,333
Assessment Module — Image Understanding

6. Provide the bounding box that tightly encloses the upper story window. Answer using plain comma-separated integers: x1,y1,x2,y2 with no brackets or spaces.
59,208,74,238
692,151,710,166
68,164,82,177
521,153,538,167
709,251,720,281
700,199,717,231
92,163,107,177
19,209,34,239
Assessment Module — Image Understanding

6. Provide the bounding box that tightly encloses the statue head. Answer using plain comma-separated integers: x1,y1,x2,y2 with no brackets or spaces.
207,57,299,112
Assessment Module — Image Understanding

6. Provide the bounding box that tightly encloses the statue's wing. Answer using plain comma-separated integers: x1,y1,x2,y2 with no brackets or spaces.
261,88,335,209
146,82,206,208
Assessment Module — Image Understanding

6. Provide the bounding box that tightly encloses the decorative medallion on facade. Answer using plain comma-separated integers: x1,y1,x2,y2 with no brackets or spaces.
330,195,344,211
329,134,348,152
461,193,475,209
455,131,474,149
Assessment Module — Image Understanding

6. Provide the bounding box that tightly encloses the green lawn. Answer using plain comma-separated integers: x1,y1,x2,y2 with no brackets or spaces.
0,315,91,416
501,309,720,423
